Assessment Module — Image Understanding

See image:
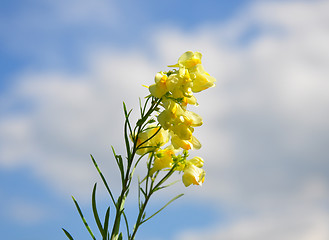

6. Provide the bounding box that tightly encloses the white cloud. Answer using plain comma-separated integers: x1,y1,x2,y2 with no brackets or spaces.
177,209,329,240
0,49,161,197
6,200,48,225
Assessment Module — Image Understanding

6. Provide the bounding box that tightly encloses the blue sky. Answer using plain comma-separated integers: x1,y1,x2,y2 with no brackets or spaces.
1,0,329,239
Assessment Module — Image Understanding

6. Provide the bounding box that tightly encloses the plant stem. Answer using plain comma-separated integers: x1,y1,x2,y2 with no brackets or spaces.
110,97,162,240
130,168,176,240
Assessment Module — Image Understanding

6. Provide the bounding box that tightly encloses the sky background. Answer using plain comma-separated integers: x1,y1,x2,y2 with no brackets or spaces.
1,0,329,239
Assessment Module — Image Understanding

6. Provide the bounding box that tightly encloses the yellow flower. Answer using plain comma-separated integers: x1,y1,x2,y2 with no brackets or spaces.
160,109,202,141
157,99,185,130
181,96,198,107
149,72,168,98
170,124,193,140
166,72,183,93
190,65,216,93
136,126,169,155
165,69,193,98
149,147,176,175
169,51,202,69
182,164,205,187
181,111,202,127
171,134,201,150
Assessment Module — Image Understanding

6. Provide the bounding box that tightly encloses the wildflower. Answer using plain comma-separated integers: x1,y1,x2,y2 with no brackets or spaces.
157,99,185,130
182,164,205,187
181,111,202,127
136,126,169,155
169,51,202,69
170,124,193,140
146,51,214,185
149,146,176,175
166,68,193,98
149,72,168,98
190,64,216,93
171,134,201,150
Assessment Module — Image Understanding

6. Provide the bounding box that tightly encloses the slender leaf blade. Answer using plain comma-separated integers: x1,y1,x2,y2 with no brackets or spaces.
92,183,104,236
72,196,96,240
62,228,74,240
153,180,180,192
103,206,111,240
91,154,116,205
141,194,184,224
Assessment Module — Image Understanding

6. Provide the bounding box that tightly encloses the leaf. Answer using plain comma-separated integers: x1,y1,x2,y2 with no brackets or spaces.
123,101,129,118
103,206,111,240
92,183,104,236
141,194,184,224
153,180,180,192
112,146,125,186
91,154,116,205
62,228,74,240
72,196,96,240
139,97,143,117
123,106,132,159
122,210,130,238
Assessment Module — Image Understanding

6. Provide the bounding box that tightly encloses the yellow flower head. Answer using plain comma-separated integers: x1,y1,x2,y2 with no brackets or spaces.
181,111,203,127
169,51,202,69
149,147,176,175
136,126,169,155
157,99,185,130
190,65,216,93
149,72,168,98
171,134,201,150
182,164,205,187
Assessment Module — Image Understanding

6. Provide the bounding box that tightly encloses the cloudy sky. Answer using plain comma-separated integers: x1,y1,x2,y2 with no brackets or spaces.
1,0,329,239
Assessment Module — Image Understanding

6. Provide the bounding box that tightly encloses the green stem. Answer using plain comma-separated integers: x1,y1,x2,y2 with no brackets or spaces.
130,168,176,240
110,97,162,240
130,191,152,240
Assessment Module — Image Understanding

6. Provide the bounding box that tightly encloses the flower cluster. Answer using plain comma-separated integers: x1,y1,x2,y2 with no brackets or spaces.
137,51,215,187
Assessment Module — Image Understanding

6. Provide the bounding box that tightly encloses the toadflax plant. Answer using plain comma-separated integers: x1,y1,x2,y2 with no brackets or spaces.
62,51,216,240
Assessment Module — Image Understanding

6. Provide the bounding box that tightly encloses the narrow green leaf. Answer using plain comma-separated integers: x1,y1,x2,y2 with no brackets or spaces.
141,194,184,224
138,177,142,209
62,228,74,240
122,102,133,133
72,196,96,240
91,154,116,205
123,101,128,117
122,210,130,238
139,97,143,117
153,180,180,192
124,115,131,159
92,183,104,236
141,95,151,117
103,206,111,240
111,147,125,187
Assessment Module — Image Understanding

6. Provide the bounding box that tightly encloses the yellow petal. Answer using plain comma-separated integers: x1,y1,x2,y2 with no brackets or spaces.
149,84,167,98
178,51,202,69
188,156,204,168
171,124,193,140
182,164,205,187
